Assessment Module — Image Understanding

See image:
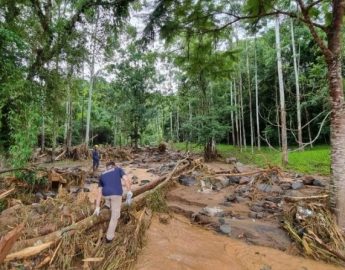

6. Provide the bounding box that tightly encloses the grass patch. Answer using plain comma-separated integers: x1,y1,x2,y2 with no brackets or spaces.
172,142,330,176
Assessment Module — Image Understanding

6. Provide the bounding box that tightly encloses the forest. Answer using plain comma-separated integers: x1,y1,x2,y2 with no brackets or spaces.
0,1,345,269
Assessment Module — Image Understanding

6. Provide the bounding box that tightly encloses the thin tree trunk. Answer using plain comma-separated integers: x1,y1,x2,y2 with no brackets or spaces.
239,72,247,150
176,102,180,141
234,81,240,148
85,9,99,146
40,89,45,153
246,41,254,153
275,16,288,165
170,111,173,140
113,115,117,146
291,19,303,150
230,82,235,145
304,107,313,148
276,84,281,147
254,37,261,150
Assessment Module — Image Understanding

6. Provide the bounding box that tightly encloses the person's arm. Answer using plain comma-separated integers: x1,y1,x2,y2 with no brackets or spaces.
123,174,132,192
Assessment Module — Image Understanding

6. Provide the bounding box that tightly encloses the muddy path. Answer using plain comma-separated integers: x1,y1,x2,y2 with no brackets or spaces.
135,216,342,270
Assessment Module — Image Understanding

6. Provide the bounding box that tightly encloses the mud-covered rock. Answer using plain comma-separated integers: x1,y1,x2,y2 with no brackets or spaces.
291,181,304,190
219,224,231,235
228,176,241,184
178,175,196,186
239,177,250,185
303,176,314,185
313,179,326,187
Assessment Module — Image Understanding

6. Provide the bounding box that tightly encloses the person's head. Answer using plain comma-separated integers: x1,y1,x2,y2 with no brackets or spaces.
94,145,98,150
106,161,115,170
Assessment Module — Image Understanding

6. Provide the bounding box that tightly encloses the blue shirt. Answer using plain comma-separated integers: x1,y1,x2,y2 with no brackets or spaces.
92,150,99,161
99,167,125,196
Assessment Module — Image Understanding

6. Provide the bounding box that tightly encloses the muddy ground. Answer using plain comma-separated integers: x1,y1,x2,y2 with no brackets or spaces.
0,148,342,269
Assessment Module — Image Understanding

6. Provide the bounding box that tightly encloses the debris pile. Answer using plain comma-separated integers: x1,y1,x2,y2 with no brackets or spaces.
284,201,345,266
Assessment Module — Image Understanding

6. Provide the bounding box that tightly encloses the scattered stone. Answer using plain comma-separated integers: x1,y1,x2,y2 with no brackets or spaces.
303,176,314,185
139,179,150,186
256,212,264,219
228,176,240,184
239,177,250,185
215,176,230,187
249,211,257,219
250,205,264,213
225,194,237,202
219,224,231,235
35,192,44,201
265,196,282,203
69,186,80,193
178,175,196,186
280,182,292,190
221,202,232,207
44,191,57,198
212,182,223,191
234,162,245,173
257,184,272,193
313,179,326,187
218,218,226,225
236,195,246,203
292,181,304,190
202,206,224,217
225,157,237,164
132,175,139,184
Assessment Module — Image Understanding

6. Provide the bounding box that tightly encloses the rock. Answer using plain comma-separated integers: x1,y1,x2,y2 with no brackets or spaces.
228,176,240,184
234,162,245,173
250,205,264,213
218,217,226,224
132,175,139,184
303,176,314,185
178,175,196,186
69,186,80,193
225,194,237,202
280,182,292,190
239,177,250,185
219,224,231,235
313,179,326,187
225,157,237,164
221,202,232,207
257,184,272,193
139,179,150,186
215,176,230,187
236,195,246,203
212,182,223,191
35,192,44,201
291,181,304,190
202,206,224,217
265,196,282,203
256,212,264,219
249,211,257,219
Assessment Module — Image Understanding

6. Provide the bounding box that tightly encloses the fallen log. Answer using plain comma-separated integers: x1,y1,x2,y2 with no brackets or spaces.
0,223,25,263
0,188,15,200
9,157,193,258
284,194,328,203
5,241,55,262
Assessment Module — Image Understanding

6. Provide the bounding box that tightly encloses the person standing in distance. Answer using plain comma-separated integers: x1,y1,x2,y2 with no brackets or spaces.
92,145,100,173
93,161,133,242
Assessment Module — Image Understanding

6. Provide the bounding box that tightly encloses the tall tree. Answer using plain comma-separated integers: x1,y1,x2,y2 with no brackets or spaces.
275,15,288,165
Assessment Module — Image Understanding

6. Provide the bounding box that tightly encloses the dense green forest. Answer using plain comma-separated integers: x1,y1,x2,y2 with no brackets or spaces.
1,1,345,225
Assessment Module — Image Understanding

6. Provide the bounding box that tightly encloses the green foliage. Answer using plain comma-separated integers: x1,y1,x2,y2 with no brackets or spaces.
146,189,169,213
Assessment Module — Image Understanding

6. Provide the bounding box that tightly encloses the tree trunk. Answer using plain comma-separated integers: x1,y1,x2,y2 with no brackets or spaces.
85,9,99,146
290,19,303,150
327,48,345,230
234,81,241,148
275,16,288,165
204,138,217,161
170,111,173,140
246,41,254,153
239,72,247,150
276,84,281,147
254,37,261,150
230,82,235,145
304,107,313,148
